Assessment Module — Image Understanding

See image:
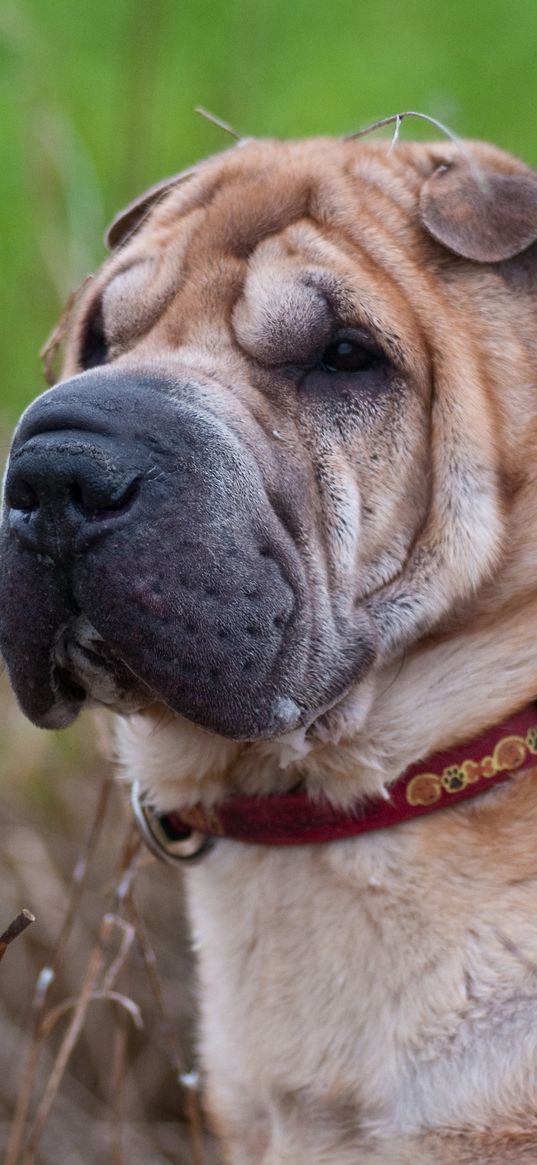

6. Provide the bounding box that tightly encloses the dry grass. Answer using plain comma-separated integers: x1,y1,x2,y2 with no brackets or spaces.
0,676,218,1164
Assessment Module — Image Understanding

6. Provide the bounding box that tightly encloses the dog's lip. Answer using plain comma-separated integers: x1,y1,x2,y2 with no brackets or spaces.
53,618,156,713
51,663,87,705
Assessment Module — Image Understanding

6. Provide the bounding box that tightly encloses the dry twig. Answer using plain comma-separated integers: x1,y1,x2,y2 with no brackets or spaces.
22,915,116,1165
5,781,206,1165
5,778,112,1165
128,897,205,1165
195,105,243,141
0,909,35,964
20,832,144,1164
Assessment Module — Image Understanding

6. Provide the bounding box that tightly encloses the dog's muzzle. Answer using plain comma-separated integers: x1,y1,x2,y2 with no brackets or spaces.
0,369,311,738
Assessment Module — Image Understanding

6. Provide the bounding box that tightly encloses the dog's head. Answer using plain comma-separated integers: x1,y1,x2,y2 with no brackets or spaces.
2,136,537,740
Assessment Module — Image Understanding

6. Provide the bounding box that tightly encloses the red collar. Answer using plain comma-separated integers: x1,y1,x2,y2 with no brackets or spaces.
135,704,537,859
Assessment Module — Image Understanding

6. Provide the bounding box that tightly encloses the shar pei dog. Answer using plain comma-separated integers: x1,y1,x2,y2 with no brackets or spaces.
3,123,537,1164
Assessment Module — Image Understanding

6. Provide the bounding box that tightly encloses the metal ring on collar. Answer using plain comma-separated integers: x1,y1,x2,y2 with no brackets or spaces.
131,782,214,864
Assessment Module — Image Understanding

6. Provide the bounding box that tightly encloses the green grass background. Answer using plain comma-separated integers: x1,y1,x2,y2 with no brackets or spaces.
2,0,537,421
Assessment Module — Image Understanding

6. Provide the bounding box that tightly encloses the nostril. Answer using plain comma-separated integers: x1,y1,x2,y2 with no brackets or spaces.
69,483,85,511
69,476,140,518
7,479,38,512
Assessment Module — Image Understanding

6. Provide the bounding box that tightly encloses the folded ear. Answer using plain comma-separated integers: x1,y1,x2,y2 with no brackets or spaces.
106,165,201,249
419,155,537,263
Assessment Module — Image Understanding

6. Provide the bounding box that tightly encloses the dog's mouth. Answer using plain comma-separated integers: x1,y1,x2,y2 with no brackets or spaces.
53,615,155,715
0,524,375,740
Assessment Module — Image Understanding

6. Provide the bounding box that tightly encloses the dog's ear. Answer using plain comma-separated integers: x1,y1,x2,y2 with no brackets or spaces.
420,156,537,263
106,165,201,250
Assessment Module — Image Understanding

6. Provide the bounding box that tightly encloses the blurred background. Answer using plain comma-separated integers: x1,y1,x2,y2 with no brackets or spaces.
1,0,537,1160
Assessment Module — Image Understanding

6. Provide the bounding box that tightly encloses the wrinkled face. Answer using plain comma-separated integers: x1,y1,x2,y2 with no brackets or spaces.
1,135,533,738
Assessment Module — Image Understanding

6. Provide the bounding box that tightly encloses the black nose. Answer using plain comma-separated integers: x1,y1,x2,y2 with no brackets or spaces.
5,431,148,557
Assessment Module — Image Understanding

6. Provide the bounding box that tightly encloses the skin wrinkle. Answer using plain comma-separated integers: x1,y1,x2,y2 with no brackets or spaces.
171,233,398,633
290,213,434,378
330,181,524,549
228,211,434,621
102,212,208,349
235,276,334,369
250,219,426,638
135,155,244,239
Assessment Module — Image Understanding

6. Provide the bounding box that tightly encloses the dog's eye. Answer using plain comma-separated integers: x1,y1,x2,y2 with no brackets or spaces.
318,336,383,374
80,302,108,370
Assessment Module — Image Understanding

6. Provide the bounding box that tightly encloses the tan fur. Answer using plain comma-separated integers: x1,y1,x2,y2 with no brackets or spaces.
63,136,537,1162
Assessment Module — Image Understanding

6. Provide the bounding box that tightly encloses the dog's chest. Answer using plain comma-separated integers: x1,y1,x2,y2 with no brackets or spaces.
184,805,537,1141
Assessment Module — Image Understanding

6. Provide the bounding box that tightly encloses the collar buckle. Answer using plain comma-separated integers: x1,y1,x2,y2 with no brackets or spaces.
131,782,214,865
